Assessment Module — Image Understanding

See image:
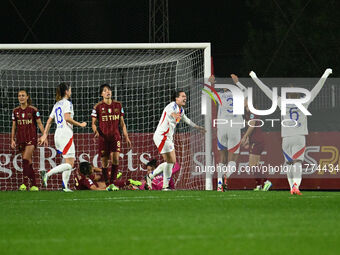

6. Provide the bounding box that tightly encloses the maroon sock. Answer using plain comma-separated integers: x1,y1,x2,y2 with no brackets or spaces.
22,159,30,187
113,179,128,188
109,165,118,184
102,168,108,184
29,164,37,186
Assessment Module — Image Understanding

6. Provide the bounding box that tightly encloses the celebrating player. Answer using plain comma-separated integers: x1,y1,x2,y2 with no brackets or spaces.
144,159,180,190
153,90,205,190
91,84,131,190
209,75,244,191
11,89,46,191
231,75,272,191
250,68,332,195
39,83,87,191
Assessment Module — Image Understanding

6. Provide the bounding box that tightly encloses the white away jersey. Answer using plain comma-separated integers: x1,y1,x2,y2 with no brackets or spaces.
155,102,185,140
49,98,74,133
281,103,309,137
217,90,243,125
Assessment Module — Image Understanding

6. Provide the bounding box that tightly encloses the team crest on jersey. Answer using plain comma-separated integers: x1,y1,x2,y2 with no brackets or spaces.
22,113,25,118
114,108,119,113
28,113,32,118
108,108,112,113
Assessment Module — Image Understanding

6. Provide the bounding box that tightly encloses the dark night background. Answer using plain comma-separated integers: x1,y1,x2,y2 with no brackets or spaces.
0,0,339,77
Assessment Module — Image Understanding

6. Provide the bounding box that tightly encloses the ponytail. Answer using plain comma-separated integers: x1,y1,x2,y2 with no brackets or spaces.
56,82,70,101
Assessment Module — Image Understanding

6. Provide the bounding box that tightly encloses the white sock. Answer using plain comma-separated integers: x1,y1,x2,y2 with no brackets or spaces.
286,164,294,189
62,170,72,189
217,163,224,186
47,163,72,177
292,162,302,189
162,163,174,189
149,162,166,179
226,161,236,178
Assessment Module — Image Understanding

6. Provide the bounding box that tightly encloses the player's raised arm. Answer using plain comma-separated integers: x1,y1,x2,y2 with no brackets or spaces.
308,68,332,104
249,71,279,101
119,116,131,148
231,74,248,97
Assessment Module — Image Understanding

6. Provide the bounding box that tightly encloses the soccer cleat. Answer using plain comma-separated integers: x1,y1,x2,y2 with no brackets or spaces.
116,172,122,179
19,184,27,191
62,188,73,192
128,179,142,186
162,187,171,191
253,185,262,191
217,186,224,192
29,186,39,191
106,184,119,191
41,171,48,187
262,180,272,191
145,174,153,190
291,184,302,195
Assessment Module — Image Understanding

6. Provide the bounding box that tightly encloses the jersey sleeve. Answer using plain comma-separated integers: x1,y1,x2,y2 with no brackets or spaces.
182,113,197,128
33,107,41,120
91,105,98,118
12,110,16,122
64,100,72,114
165,103,177,121
120,104,125,117
83,177,95,189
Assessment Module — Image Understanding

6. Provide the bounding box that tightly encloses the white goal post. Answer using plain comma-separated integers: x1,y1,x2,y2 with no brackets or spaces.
0,43,212,190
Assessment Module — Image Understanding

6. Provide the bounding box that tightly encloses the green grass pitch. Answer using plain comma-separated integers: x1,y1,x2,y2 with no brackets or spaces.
1,190,340,255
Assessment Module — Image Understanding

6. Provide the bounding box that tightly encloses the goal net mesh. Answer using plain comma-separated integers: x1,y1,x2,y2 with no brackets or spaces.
0,47,206,190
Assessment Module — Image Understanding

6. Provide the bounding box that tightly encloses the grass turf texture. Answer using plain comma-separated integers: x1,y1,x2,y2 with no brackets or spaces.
1,191,340,255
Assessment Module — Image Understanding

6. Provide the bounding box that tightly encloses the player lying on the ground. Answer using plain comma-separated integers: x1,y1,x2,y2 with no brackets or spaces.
143,159,180,190
75,161,141,191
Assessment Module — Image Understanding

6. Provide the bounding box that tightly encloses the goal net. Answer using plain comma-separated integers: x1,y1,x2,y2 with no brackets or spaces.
0,43,211,191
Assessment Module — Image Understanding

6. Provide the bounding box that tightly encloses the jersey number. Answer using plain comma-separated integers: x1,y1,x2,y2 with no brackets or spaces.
55,107,63,124
227,98,233,113
289,107,299,121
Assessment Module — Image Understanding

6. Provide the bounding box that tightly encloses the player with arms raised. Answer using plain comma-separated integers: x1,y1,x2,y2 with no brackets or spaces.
11,89,46,191
153,90,205,190
39,83,87,191
209,75,245,191
91,84,131,190
250,68,332,195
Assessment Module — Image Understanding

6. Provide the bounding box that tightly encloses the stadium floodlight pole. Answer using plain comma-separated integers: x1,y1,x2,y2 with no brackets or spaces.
0,42,212,190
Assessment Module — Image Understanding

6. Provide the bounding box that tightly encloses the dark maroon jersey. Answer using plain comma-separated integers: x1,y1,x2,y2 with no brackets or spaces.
12,105,40,144
244,110,264,143
91,100,124,139
74,175,96,190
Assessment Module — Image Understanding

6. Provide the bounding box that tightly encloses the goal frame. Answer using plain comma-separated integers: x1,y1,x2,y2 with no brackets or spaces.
0,43,212,190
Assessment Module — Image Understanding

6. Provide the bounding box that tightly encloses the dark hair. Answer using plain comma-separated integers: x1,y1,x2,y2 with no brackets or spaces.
79,161,92,176
18,89,32,105
56,83,70,101
100,84,111,94
146,159,157,168
171,90,185,102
